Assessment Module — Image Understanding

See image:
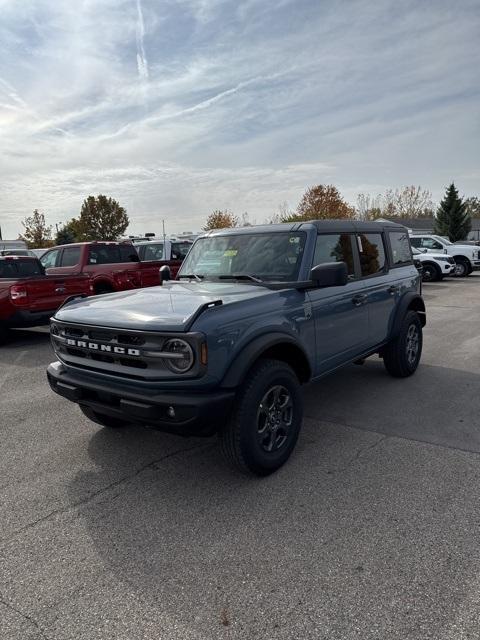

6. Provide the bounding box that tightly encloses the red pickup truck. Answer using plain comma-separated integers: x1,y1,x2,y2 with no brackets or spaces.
39,241,163,294
0,256,92,342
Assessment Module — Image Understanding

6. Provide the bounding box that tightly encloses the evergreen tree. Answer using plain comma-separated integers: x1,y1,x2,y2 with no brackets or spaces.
434,183,471,242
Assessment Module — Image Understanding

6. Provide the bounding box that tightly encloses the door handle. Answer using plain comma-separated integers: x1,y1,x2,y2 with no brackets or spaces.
352,294,368,306
388,285,398,295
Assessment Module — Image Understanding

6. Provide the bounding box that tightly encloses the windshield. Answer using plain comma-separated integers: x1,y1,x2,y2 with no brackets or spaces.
433,235,452,245
179,232,306,281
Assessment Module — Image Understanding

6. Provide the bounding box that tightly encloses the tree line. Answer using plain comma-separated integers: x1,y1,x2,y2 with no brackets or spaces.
204,183,479,242
19,195,129,248
19,183,479,249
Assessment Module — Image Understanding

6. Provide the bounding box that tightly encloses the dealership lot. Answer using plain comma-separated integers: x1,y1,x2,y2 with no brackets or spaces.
1,276,480,639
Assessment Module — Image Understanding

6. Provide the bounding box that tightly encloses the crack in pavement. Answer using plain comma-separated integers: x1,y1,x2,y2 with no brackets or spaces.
327,435,390,474
0,592,51,640
0,442,212,547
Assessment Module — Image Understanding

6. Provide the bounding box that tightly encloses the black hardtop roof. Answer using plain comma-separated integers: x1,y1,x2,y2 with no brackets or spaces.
203,219,407,237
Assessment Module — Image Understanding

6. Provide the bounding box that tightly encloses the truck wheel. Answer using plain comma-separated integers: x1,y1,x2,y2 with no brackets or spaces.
79,405,129,428
94,283,114,295
219,359,303,476
383,311,422,378
421,263,441,282
455,259,470,277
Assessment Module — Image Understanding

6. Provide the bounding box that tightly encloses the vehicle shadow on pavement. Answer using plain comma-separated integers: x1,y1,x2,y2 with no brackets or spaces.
61,359,480,639
2,327,50,349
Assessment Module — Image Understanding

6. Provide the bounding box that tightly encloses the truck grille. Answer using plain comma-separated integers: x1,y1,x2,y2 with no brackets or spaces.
50,321,200,381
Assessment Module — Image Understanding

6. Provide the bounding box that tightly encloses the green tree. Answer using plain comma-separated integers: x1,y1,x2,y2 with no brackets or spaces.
434,183,471,241
20,209,53,248
203,210,238,231
76,195,129,241
55,220,78,245
283,185,355,222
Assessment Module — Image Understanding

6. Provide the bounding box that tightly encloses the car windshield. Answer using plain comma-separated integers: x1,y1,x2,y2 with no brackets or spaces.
179,232,306,282
434,235,452,245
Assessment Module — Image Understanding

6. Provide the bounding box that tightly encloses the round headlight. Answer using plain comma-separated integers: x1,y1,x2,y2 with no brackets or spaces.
163,338,194,373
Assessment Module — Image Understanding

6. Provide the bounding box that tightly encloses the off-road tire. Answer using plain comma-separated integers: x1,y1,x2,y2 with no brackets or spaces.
219,358,303,476
383,311,423,378
79,405,129,428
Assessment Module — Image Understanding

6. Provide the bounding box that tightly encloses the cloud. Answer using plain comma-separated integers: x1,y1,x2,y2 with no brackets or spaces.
0,0,479,239
135,0,149,80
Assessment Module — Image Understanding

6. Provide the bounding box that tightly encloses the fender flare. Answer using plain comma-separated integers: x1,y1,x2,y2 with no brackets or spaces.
389,292,426,339
220,332,312,389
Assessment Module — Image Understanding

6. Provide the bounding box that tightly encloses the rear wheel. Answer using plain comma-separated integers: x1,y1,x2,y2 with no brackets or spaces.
383,311,423,378
79,405,130,428
455,258,470,277
94,283,114,295
421,263,441,282
219,359,303,476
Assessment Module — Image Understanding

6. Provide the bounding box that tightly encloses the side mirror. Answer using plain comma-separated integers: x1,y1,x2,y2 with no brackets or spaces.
310,262,348,287
159,265,171,283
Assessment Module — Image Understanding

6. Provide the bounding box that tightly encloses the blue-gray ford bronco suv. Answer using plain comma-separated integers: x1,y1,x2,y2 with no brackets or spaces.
47,220,425,475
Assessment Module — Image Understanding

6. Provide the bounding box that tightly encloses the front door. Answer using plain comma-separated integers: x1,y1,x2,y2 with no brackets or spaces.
307,232,369,375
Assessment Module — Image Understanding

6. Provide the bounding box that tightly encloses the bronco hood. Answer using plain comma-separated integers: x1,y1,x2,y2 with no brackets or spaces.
54,282,274,332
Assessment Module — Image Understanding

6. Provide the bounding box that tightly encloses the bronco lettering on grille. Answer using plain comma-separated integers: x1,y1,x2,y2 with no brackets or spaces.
66,338,141,357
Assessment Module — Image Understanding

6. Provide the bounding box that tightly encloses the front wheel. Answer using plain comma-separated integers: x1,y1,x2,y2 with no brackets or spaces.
421,263,441,282
219,359,303,476
455,259,470,277
383,311,423,378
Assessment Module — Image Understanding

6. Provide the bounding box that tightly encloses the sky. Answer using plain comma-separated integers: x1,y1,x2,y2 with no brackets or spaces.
0,0,479,239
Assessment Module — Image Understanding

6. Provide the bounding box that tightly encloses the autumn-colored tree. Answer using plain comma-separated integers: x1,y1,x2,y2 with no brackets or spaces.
282,185,355,222
203,210,238,231
20,209,54,248
356,194,383,220
465,196,480,218
383,186,434,218
74,195,129,241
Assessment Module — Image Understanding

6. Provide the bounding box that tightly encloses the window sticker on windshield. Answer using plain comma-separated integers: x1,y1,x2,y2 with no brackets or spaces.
289,237,300,243
224,249,238,257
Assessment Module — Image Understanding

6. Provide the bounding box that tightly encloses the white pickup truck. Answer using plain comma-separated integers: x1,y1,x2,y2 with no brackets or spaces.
409,234,480,277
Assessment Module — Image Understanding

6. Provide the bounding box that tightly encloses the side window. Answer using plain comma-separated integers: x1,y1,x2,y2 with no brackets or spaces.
119,245,139,262
358,233,386,277
60,247,81,267
422,238,443,250
313,233,355,278
40,249,61,269
143,243,164,261
171,242,192,260
409,237,421,248
88,245,121,264
389,232,412,266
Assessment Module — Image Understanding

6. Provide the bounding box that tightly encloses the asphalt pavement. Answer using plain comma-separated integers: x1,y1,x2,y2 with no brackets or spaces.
1,275,479,639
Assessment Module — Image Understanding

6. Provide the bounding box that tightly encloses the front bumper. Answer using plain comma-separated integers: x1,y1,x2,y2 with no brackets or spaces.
47,361,235,436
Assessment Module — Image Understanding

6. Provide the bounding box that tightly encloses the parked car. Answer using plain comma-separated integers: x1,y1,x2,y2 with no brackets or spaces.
39,241,164,294
409,234,480,277
134,239,193,279
47,220,425,476
0,249,37,257
411,248,456,282
0,256,92,343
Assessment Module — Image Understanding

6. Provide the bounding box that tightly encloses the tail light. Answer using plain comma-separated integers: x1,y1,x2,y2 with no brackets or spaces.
10,285,29,304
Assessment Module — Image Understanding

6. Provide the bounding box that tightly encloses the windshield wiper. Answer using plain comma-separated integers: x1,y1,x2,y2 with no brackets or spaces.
218,274,264,283
177,274,204,281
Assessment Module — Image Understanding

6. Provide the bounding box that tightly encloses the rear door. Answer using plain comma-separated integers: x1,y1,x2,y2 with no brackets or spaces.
355,232,396,346
307,232,369,374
